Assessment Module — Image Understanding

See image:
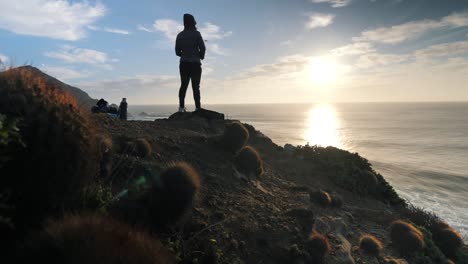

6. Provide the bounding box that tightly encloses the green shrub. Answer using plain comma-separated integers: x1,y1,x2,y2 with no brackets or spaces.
295,145,404,205
359,234,383,256
305,232,330,264
97,135,113,178
80,183,114,213
0,67,100,231
234,146,264,181
401,204,440,230
310,190,331,207
0,114,24,168
222,121,249,153
390,220,425,254
413,226,448,264
18,214,175,264
148,162,201,228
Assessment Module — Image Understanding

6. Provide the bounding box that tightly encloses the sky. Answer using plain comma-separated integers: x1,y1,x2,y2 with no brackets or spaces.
1,0,468,105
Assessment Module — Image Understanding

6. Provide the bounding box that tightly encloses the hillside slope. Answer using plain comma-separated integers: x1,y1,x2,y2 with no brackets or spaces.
1,68,465,263
98,114,467,263
0,66,96,108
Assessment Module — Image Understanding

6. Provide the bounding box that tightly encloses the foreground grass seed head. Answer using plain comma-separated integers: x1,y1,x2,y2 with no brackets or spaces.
222,121,250,153
306,231,331,264
20,214,175,264
0,67,100,231
390,220,425,254
234,145,264,180
148,162,201,227
359,234,383,256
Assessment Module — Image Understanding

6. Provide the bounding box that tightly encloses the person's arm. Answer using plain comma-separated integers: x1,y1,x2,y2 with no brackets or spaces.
198,32,206,60
175,34,182,57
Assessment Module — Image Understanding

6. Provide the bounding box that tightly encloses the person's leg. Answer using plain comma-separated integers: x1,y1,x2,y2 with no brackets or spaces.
190,63,202,109
178,62,190,109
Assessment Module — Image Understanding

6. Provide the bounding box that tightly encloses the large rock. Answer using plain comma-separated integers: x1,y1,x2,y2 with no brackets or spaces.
169,109,225,121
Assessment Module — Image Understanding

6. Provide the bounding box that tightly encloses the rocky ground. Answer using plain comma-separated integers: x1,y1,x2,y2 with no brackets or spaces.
96,111,466,264
2,66,465,263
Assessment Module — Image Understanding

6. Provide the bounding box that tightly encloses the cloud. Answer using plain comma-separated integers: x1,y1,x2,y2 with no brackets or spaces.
77,74,179,104
153,19,183,40
414,40,468,59
88,25,130,35
0,54,8,64
45,45,116,68
137,25,154,32
141,19,232,55
330,42,375,56
199,22,232,40
306,13,335,30
103,27,130,35
310,0,352,8
0,0,106,41
233,54,311,81
151,19,232,42
280,40,294,46
42,65,88,80
354,11,468,44
354,53,409,69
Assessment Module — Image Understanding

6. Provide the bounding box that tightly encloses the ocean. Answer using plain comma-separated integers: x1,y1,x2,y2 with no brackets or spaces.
129,102,468,240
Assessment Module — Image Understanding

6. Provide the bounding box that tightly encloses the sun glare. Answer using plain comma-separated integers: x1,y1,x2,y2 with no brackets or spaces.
304,104,343,148
308,56,340,86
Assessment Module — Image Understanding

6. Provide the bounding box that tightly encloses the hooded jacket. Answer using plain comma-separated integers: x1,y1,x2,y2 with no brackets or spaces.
175,14,206,63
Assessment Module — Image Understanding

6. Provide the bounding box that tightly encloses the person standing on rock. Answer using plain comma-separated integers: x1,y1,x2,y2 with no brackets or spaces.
175,13,206,112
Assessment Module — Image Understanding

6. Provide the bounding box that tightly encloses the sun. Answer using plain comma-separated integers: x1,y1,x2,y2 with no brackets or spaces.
308,56,340,86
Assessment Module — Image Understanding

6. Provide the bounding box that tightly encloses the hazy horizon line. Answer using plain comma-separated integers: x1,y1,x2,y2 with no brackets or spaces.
128,101,468,106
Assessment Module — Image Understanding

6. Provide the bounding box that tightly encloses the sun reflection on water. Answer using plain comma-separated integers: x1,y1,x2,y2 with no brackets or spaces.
304,104,343,148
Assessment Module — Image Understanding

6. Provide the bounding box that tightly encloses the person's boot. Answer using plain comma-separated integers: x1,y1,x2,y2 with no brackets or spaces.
178,106,186,113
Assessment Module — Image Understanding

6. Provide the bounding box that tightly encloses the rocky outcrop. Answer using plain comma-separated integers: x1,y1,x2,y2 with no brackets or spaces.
169,108,225,120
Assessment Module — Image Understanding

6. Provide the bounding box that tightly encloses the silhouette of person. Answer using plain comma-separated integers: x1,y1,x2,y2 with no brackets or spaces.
118,98,128,120
175,13,206,112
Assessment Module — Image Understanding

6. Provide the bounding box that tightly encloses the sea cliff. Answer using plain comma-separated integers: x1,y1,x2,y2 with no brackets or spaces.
0,66,466,264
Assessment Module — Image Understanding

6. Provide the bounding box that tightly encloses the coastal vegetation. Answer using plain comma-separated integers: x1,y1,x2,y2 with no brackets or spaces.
359,234,383,256
0,66,466,263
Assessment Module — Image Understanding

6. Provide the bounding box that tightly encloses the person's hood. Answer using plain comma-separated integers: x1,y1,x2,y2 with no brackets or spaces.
183,14,196,28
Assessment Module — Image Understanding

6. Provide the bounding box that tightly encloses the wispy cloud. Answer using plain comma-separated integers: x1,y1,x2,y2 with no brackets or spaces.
88,25,130,35
354,11,468,44
0,0,106,41
45,45,117,68
306,13,335,30
354,53,409,69
310,0,352,8
139,19,232,55
0,54,8,64
77,74,179,104
103,27,130,35
199,23,232,40
42,65,88,80
331,42,375,56
233,55,311,81
137,25,154,33
152,19,183,39
413,40,468,60
150,19,232,42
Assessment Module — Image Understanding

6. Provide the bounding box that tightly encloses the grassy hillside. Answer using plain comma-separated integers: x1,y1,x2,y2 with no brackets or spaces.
0,67,466,264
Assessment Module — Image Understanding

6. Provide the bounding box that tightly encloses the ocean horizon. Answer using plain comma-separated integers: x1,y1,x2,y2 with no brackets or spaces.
128,102,468,240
